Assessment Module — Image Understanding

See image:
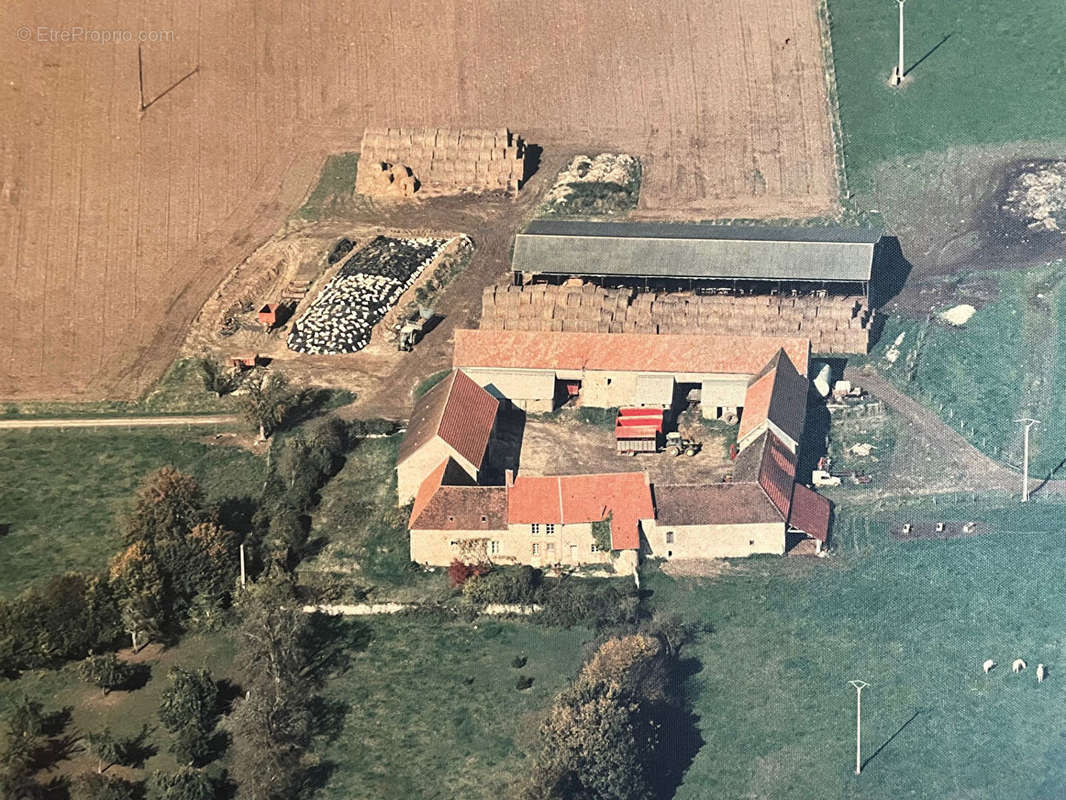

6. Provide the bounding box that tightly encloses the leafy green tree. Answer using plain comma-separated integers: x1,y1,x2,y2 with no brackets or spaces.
123,467,204,549
147,766,215,800
183,522,239,607
159,668,218,734
79,653,135,696
238,370,295,440
109,543,165,651
0,572,122,671
523,635,676,800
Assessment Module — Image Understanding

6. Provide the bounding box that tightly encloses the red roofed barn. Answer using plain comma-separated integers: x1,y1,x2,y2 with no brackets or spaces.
396,370,499,505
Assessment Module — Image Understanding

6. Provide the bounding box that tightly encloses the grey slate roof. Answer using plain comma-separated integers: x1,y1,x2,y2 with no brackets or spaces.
513,220,882,283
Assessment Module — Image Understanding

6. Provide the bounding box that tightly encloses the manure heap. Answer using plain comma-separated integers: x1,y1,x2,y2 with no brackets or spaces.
287,236,448,354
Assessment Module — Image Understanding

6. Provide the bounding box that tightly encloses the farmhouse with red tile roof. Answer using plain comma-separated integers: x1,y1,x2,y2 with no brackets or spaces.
404,345,831,568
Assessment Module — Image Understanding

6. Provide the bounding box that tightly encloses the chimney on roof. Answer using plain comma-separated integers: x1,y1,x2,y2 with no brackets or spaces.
505,469,514,488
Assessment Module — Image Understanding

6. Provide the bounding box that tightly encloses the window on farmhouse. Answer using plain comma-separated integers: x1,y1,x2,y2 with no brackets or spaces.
532,543,540,556
531,523,540,535
590,543,600,553
546,543,555,553
489,540,500,555
480,515,488,523
665,531,675,544
449,540,457,548
545,523,555,536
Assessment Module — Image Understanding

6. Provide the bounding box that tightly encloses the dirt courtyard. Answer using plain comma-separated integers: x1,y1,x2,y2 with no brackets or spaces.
2,0,839,402
484,410,736,486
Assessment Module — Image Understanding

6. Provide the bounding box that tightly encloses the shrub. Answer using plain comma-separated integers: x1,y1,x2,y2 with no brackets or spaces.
538,579,637,630
516,676,534,691
147,767,214,800
463,566,542,605
172,724,212,768
159,668,218,734
71,772,140,800
511,655,528,669
448,559,490,588
79,653,136,696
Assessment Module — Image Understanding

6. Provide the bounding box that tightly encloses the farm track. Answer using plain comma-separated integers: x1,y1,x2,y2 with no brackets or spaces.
0,414,239,429
2,0,838,403
847,367,1066,497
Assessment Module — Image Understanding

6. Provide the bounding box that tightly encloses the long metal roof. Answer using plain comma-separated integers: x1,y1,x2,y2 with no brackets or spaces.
513,220,882,283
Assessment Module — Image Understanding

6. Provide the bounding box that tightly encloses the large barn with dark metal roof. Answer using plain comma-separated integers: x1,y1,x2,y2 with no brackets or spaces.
512,220,882,294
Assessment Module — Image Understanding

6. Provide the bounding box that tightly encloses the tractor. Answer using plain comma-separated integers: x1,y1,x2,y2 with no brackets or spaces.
663,431,701,457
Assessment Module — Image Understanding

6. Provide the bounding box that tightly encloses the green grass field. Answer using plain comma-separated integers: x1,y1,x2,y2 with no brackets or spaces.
0,430,266,596
648,496,1066,799
827,0,1066,191
867,261,1066,477
315,616,590,800
1,358,237,419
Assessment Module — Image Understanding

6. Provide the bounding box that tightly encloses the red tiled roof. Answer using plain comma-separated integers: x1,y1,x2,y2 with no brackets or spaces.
507,472,654,551
454,329,810,377
737,369,775,444
398,369,499,469
410,485,508,531
757,433,799,518
738,349,809,446
653,483,784,525
789,484,831,542
409,458,475,526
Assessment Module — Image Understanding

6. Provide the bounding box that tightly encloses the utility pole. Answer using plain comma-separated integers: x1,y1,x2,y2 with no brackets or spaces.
239,544,247,588
1015,418,1039,501
848,680,870,775
890,0,906,86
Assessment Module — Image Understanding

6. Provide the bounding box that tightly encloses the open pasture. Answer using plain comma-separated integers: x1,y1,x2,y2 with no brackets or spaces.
650,497,1066,799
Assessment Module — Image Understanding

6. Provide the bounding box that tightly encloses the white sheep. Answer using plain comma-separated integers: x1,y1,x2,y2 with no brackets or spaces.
1012,658,1027,673
983,659,996,674
1037,664,1047,683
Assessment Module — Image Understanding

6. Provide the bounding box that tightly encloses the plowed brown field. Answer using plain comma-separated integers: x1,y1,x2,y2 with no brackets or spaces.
1,0,838,401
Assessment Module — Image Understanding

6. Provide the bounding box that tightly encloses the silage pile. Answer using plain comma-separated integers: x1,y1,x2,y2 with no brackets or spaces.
1002,160,1066,233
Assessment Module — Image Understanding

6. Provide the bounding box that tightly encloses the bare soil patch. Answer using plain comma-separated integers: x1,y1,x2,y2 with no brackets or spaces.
512,415,735,485
2,0,839,401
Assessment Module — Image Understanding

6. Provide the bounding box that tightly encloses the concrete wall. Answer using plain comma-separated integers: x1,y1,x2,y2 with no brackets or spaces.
410,528,508,565
700,374,751,410
738,419,799,453
396,437,478,505
465,367,556,409
644,519,786,559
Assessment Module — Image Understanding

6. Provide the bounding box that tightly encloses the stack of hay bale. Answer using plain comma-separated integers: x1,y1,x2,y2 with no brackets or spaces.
356,127,526,197
288,236,449,354
479,283,873,354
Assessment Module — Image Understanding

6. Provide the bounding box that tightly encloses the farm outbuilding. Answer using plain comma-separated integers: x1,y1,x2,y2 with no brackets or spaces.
736,349,810,453
512,220,883,293
396,369,499,504
452,328,810,417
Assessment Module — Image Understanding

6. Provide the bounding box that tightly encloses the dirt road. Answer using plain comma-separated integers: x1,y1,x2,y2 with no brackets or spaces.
845,367,1066,497
0,415,240,430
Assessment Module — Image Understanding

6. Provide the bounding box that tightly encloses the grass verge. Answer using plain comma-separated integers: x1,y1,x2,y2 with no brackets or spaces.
295,153,361,221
